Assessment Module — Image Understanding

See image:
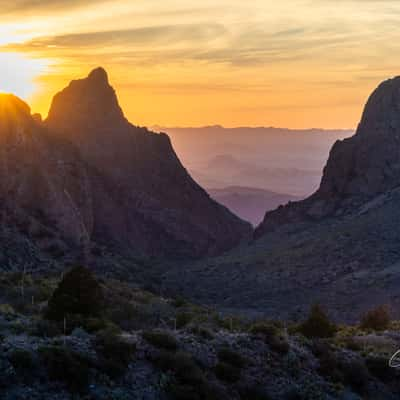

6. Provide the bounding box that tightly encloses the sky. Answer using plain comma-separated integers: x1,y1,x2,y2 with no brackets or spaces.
0,0,400,128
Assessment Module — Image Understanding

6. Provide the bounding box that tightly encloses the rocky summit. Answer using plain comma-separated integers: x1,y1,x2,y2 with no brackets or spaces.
0,68,251,269
255,76,400,238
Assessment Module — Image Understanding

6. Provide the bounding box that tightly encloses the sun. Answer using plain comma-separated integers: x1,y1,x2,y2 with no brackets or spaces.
0,52,49,101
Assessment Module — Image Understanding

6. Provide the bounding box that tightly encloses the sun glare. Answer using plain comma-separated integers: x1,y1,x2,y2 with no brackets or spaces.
0,53,49,101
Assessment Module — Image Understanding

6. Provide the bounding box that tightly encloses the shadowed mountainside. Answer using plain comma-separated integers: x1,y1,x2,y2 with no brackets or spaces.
0,68,251,269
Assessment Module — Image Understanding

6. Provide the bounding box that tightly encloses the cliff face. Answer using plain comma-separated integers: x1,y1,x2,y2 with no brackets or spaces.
255,76,400,238
0,68,250,261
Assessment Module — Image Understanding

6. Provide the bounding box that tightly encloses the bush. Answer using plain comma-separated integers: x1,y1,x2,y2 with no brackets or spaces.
366,355,398,382
30,319,62,338
250,322,289,354
143,330,179,351
341,359,370,394
46,266,104,321
215,362,241,382
8,349,35,375
176,312,194,329
39,346,90,393
298,304,337,339
360,305,390,331
94,330,136,377
239,385,272,400
217,347,246,368
153,351,204,385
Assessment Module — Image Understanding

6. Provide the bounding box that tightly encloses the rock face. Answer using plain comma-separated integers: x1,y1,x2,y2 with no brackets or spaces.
255,76,400,238
0,69,251,262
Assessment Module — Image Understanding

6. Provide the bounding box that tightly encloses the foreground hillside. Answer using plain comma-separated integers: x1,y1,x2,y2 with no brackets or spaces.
1,268,400,400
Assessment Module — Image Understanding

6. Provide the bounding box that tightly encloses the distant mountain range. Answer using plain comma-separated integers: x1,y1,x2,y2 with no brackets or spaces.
155,125,353,197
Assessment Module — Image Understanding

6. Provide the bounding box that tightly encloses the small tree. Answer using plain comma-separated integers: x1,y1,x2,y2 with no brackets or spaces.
299,304,337,339
360,305,390,331
46,266,103,321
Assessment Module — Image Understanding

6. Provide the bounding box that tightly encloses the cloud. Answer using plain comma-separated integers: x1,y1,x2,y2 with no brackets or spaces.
0,0,106,15
3,24,226,50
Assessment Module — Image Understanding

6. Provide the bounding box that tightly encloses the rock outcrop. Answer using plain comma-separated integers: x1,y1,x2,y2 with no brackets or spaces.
0,69,251,263
255,76,400,238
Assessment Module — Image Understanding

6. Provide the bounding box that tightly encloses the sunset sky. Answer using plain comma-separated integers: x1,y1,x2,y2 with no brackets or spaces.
0,0,399,128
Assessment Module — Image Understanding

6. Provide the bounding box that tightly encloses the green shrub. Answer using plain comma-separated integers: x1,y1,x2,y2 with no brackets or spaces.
143,330,179,351
239,385,272,400
341,359,370,394
215,362,241,382
168,383,201,400
366,355,398,382
94,330,136,377
153,351,204,385
30,319,62,338
217,347,246,368
46,266,104,321
360,305,390,331
298,304,337,339
8,349,34,374
39,346,90,393
249,322,289,354
176,312,194,329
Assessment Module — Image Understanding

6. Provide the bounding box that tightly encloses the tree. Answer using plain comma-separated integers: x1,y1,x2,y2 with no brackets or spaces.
360,305,390,331
299,304,337,339
46,266,103,321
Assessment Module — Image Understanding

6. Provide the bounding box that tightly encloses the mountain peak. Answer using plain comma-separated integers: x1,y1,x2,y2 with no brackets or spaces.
87,67,109,84
255,75,400,238
46,67,125,133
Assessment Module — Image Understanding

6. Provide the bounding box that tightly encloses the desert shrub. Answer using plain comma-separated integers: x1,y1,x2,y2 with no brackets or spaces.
239,385,272,400
249,322,289,354
30,318,62,338
46,266,104,321
0,303,15,316
153,351,204,385
217,347,247,368
143,330,179,351
168,383,201,400
107,301,138,331
298,304,337,339
171,296,187,308
8,349,35,375
39,346,90,393
176,311,194,329
94,330,136,377
366,355,398,382
190,326,214,340
313,342,343,383
360,305,390,331
341,359,370,394
215,362,241,382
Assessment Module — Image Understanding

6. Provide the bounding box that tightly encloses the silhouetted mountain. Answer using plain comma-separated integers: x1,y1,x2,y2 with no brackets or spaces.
255,76,400,238
0,69,251,268
208,186,299,226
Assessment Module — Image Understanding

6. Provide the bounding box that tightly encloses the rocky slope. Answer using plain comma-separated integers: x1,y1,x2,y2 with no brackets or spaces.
0,69,251,266
255,76,400,238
